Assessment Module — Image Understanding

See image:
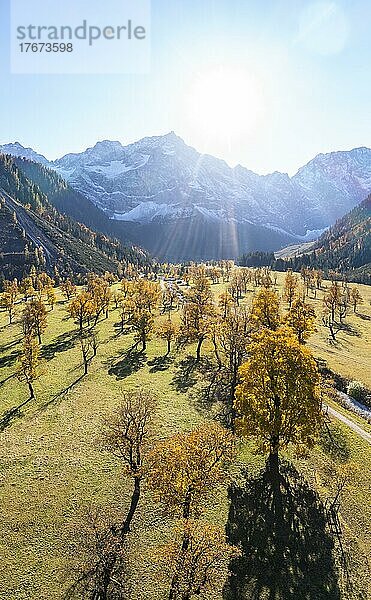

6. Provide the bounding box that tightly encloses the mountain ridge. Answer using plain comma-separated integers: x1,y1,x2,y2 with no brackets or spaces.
1,136,370,261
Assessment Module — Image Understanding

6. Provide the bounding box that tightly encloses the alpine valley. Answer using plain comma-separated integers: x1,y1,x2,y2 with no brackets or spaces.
1,134,370,262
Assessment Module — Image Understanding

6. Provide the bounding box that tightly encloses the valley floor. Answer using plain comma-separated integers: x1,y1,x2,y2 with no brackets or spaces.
0,273,370,599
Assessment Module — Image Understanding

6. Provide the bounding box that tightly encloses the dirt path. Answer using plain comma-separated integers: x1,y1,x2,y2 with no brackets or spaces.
324,404,371,445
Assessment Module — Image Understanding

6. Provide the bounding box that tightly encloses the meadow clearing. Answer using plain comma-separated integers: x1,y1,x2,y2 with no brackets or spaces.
0,270,370,600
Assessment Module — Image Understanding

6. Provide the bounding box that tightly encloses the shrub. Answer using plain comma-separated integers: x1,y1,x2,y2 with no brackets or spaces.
347,380,367,403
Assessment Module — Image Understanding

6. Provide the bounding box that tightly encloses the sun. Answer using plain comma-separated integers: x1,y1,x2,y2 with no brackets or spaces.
186,66,264,143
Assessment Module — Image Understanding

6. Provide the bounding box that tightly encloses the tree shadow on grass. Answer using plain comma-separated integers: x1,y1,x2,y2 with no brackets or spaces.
107,349,147,380
172,355,216,393
39,375,85,412
0,374,86,428
339,322,360,337
223,460,341,600
0,372,16,388
40,330,78,360
0,397,32,432
171,356,199,392
319,422,351,463
0,337,21,353
148,355,172,372
0,350,19,369
356,312,370,321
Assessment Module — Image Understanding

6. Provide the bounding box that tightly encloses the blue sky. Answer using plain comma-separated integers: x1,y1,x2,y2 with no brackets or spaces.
1,0,370,174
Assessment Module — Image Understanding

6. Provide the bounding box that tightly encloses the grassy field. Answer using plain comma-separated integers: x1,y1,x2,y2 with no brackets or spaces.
0,273,370,599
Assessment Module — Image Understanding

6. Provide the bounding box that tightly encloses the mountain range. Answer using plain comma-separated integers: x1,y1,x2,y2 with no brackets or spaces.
0,135,370,261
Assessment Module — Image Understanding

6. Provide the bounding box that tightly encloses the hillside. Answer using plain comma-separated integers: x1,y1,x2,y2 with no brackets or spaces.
0,154,149,281
13,157,141,246
312,195,371,273
242,196,371,283
2,138,370,261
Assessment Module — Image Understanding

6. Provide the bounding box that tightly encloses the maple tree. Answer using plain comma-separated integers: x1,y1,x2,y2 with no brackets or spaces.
148,422,235,519
250,288,280,331
1,279,18,324
157,317,179,355
154,520,239,600
178,275,215,361
21,298,48,343
283,297,316,343
235,327,322,468
68,291,96,333
350,287,363,313
283,270,298,308
61,278,77,301
17,334,42,400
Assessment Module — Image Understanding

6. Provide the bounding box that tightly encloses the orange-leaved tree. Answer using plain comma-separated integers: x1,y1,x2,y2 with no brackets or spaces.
148,422,236,600
153,520,240,600
148,422,235,519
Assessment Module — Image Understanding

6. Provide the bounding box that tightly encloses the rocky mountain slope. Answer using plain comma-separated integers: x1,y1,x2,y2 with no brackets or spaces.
242,195,371,284
0,154,149,281
309,194,371,278
1,136,370,261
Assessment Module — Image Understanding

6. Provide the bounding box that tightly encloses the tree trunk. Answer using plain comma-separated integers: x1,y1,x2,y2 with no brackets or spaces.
268,449,285,560
167,339,171,355
120,476,141,536
196,337,203,362
329,322,336,341
28,382,35,400
268,449,279,480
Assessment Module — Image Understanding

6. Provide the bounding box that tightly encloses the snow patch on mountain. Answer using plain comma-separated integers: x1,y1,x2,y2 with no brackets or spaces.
86,155,150,179
112,201,189,222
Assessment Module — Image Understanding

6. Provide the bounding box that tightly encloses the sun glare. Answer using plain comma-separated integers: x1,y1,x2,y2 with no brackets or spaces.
186,66,264,143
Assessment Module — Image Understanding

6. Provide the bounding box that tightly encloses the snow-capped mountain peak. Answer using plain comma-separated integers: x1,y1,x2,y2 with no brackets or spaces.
0,141,49,165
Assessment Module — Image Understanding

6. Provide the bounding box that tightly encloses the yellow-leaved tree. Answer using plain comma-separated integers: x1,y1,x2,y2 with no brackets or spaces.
17,334,42,401
157,317,179,355
250,288,280,331
121,279,160,351
283,270,298,308
235,327,322,473
148,422,236,600
283,297,316,343
68,291,96,333
21,298,48,344
178,275,215,361
1,279,18,324
60,278,76,301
